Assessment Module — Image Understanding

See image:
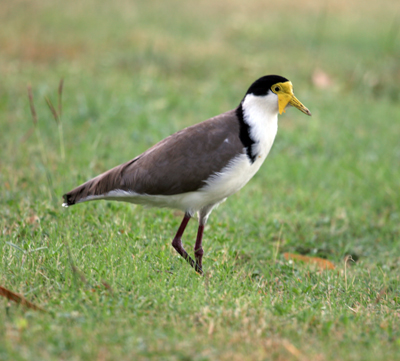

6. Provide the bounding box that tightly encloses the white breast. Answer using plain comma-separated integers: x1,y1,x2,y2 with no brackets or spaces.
242,92,279,159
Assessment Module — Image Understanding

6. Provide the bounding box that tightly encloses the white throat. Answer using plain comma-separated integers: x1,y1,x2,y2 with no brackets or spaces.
241,93,279,160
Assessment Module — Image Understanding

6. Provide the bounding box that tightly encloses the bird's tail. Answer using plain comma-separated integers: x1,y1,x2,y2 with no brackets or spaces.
62,170,112,207
62,158,140,207
62,180,96,207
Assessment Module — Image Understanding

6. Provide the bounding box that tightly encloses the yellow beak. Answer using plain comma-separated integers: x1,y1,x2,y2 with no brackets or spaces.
275,82,312,116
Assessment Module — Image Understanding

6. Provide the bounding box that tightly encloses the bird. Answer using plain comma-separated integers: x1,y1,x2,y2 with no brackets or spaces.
63,75,311,274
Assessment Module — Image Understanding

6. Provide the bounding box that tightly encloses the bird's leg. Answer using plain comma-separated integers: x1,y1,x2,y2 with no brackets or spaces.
194,208,212,275
171,213,198,271
194,224,204,273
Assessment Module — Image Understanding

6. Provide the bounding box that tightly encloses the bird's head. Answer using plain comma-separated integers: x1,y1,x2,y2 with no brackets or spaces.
244,75,311,116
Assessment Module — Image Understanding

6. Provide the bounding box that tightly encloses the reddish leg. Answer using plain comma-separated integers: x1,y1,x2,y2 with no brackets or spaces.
194,224,204,271
171,213,202,273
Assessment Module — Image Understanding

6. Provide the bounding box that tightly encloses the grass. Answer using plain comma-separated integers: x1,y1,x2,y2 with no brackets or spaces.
1,0,400,359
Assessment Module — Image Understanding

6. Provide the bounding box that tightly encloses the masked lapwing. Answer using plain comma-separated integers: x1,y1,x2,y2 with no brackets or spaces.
63,75,311,274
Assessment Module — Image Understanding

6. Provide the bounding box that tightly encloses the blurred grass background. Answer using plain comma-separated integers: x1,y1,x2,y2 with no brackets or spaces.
1,0,400,360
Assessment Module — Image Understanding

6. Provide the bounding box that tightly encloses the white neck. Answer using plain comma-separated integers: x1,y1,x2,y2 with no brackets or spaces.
241,93,279,159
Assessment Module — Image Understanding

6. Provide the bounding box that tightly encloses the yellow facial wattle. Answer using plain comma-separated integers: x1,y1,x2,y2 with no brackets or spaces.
271,81,311,116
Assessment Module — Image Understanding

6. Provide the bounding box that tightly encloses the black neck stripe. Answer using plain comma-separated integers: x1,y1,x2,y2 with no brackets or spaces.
236,104,256,163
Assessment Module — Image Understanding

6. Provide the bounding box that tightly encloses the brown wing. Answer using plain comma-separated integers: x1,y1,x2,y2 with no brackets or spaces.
63,109,245,205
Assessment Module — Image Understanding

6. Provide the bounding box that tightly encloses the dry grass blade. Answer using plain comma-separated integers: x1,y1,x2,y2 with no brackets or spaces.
101,281,114,295
27,84,38,125
0,285,46,312
284,252,335,270
281,339,306,361
58,78,64,117
71,264,89,285
45,96,59,124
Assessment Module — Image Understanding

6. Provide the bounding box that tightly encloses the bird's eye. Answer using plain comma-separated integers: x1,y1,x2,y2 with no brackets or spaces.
274,86,280,92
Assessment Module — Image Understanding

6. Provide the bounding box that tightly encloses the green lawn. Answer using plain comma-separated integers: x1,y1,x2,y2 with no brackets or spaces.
1,0,400,360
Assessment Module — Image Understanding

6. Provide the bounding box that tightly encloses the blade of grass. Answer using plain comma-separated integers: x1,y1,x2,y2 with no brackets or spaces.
0,285,46,312
27,84,38,126
27,84,55,202
58,78,64,117
45,81,65,161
